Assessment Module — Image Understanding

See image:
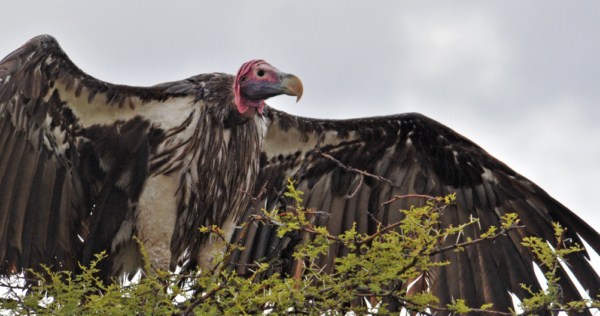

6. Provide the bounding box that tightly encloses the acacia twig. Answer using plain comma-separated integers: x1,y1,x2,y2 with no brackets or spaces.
430,224,524,256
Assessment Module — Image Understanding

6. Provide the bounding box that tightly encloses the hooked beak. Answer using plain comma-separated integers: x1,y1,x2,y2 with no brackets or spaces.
278,73,303,102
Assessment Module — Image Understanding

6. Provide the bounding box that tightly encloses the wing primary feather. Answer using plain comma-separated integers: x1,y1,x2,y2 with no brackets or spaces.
342,178,360,240
27,151,57,271
5,133,39,269
234,218,260,274
252,222,274,267
20,149,48,270
44,160,67,269
326,194,347,259
0,128,27,264
55,171,77,271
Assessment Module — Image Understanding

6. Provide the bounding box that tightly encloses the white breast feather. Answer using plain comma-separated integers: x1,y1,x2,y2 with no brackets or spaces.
136,174,179,270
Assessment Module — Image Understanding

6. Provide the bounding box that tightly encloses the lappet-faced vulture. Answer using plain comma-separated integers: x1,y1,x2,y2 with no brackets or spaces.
0,35,598,314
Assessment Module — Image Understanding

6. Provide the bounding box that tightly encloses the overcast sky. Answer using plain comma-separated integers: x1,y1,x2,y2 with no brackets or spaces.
1,2,599,267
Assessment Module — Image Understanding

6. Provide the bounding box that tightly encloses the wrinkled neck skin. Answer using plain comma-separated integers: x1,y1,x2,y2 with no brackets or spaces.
235,88,265,118
243,101,264,118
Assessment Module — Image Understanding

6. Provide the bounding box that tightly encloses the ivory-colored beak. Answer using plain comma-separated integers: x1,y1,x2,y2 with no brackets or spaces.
279,73,303,102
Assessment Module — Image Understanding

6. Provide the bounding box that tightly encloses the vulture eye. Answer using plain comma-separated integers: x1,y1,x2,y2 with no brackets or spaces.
257,69,265,77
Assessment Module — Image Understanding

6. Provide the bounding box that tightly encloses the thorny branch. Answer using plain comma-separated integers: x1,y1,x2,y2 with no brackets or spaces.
430,224,524,256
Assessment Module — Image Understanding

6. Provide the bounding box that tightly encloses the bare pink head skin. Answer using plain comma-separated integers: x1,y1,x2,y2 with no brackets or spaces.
234,60,303,117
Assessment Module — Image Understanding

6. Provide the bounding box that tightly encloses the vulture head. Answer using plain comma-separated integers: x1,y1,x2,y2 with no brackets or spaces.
234,59,303,117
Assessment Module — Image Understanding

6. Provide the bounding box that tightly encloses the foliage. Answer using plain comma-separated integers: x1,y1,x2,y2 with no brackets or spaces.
1,180,598,315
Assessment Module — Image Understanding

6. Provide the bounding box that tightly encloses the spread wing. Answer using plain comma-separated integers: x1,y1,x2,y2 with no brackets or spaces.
234,107,600,313
0,35,204,279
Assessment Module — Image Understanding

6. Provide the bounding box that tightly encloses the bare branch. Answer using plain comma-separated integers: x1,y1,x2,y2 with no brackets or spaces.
314,148,396,187
382,194,442,205
345,175,364,199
